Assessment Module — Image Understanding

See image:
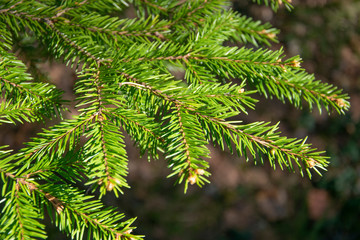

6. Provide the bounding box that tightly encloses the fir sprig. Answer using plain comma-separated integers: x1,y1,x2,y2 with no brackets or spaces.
0,0,350,239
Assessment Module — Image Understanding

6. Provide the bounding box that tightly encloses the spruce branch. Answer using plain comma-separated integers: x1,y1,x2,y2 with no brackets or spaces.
109,108,164,159
14,114,96,177
0,0,351,238
195,10,279,46
188,46,350,113
197,115,328,177
113,42,349,113
83,118,130,197
56,0,128,14
169,0,224,27
252,0,293,11
163,104,211,192
60,15,169,43
183,58,213,84
51,0,89,19
136,0,168,13
0,100,39,124
116,67,328,178
41,184,141,240
115,65,328,181
0,52,65,120
232,13,279,46
0,170,141,240
0,171,47,240
0,0,24,14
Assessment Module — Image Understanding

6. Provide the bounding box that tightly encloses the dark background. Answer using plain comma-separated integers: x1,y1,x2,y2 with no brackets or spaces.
1,0,359,239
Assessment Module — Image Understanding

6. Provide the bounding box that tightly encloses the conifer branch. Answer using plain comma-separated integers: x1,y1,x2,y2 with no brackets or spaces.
162,0,223,31
83,117,130,196
113,45,347,112
0,100,37,124
99,120,112,184
183,59,204,84
108,108,164,160
17,114,96,174
4,172,65,214
0,76,59,103
175,105,192,166
52,0,89,18
139,0,168,12
110,110,164,143
0,0,24,14
67,21,167,41
184,1,209,18
253,0,293,11
118,69,325,176
1,170,138,240
45,20,104,64
118,80,196,113
197,114,327,175
0,171,47,240
0,0,350,238
1,53,65,120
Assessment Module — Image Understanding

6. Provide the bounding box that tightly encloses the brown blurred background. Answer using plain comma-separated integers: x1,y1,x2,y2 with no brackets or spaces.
1,0,359,239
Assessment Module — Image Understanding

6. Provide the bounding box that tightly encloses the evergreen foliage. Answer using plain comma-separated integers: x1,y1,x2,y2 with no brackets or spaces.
0,0,349,239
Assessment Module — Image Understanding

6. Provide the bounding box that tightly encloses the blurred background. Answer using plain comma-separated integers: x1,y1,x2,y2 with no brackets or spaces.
1,0,359,239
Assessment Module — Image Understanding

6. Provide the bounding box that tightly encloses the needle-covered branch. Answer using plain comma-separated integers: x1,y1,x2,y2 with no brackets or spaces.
0,0,350,238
